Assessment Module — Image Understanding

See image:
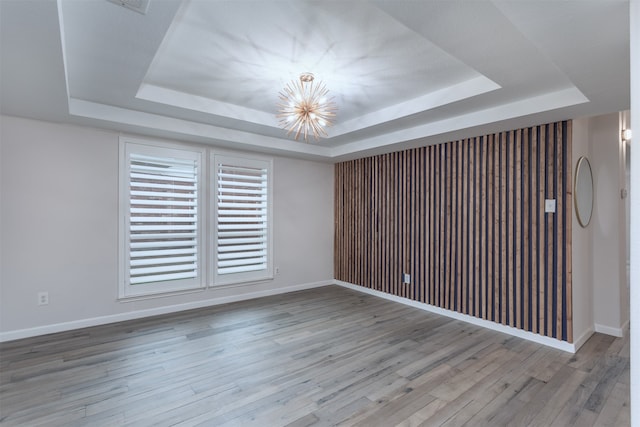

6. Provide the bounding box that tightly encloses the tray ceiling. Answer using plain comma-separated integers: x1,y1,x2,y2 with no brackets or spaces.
0,0,630,161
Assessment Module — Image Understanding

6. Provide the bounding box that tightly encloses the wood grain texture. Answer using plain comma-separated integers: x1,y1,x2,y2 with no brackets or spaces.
565,122,574,343
0,286,626,426
334,121,572,342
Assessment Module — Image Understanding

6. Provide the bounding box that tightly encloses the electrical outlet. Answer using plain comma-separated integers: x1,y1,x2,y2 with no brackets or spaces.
403,273,411,284
275,266,280,275
37,292,49,306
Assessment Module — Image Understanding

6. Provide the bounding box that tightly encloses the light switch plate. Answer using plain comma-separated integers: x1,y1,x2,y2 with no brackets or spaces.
545,199,556,213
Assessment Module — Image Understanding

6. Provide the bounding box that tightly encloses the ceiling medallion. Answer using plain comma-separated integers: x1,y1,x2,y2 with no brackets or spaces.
277,73,337,142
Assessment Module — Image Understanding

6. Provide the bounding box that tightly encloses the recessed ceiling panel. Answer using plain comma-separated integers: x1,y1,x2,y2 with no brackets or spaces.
141,0,486,122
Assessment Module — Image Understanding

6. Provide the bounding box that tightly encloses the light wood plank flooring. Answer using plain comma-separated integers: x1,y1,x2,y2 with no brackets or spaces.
0,286,630,426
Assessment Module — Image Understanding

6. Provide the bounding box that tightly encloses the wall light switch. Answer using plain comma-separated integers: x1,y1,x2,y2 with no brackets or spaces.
403,273,411,284
545,199,556,213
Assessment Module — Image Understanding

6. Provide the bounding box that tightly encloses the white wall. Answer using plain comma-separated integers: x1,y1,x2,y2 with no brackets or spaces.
572,111,630,348
0,115,334,339
620,110,631,328
590,112,629,336
571,117,594,347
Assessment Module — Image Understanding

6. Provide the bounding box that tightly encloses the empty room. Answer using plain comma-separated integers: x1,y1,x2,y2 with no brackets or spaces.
1,0,638,426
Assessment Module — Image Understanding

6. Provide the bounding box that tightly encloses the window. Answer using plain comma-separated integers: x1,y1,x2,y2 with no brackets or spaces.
120,141,204,298
119,140,273,298
212,154,273,285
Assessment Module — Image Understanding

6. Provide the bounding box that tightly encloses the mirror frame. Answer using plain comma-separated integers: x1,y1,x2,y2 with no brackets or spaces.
574,156,594,228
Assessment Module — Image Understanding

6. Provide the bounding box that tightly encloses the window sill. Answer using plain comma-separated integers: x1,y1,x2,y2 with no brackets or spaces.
118,286,205,303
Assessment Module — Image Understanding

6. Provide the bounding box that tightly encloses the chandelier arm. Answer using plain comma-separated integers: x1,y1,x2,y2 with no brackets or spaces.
290,113,307,141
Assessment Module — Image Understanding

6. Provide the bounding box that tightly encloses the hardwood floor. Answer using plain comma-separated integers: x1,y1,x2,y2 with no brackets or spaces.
0,286,630,426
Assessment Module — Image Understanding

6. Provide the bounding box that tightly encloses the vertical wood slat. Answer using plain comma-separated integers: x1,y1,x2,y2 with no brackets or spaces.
474,138,481,319
507,130,514,326
334,121,573,342
502,132,507,325
385,154,390,294
445,143,452,309
556,123,563,340
430,147,435,304
408,151,413,300
565,121,573,342
515,130,522,330
523,128,530,331
438,145,445,308
461,140,468,314
488,134,494,320
531,127,538,334
481,137,487,320
546,125,554,338
456,140,463,313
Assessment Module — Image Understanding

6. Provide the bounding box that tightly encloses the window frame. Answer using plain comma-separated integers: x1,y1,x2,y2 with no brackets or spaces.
119,138,206,299
119,138,275,299
210,152,274,286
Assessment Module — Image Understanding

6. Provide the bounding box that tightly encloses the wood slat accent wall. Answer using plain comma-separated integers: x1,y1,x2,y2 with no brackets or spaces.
334,121,573,342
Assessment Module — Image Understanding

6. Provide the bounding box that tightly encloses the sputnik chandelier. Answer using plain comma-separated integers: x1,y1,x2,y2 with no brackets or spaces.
277,72,337,142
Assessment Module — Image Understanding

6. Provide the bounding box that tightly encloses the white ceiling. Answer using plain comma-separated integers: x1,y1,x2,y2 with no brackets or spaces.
0,0,630,162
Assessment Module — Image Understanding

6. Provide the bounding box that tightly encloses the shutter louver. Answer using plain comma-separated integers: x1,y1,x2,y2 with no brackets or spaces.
129,153,199,285
216,163,268,276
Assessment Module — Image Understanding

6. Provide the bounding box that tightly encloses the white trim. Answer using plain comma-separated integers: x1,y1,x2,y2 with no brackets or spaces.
595,321,629,338
1,279,588,352
119,138,207,298
573,327,595,352
67,86,585,161
0,281,331,343
210,153,274,286
68,98,332,159
335,280,578,353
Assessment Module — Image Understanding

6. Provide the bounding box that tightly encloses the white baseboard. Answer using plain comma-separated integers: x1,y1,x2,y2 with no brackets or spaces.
2,279,597,353
0,281,332,343
594,320,629,338
335,280,578,353
572,327,595,351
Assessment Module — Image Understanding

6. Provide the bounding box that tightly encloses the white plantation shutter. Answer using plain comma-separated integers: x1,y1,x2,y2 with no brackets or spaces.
120,142,204,297
214,155,272,283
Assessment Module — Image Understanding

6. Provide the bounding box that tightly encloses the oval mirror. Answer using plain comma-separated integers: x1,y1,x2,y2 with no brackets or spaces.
574,156,593,227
